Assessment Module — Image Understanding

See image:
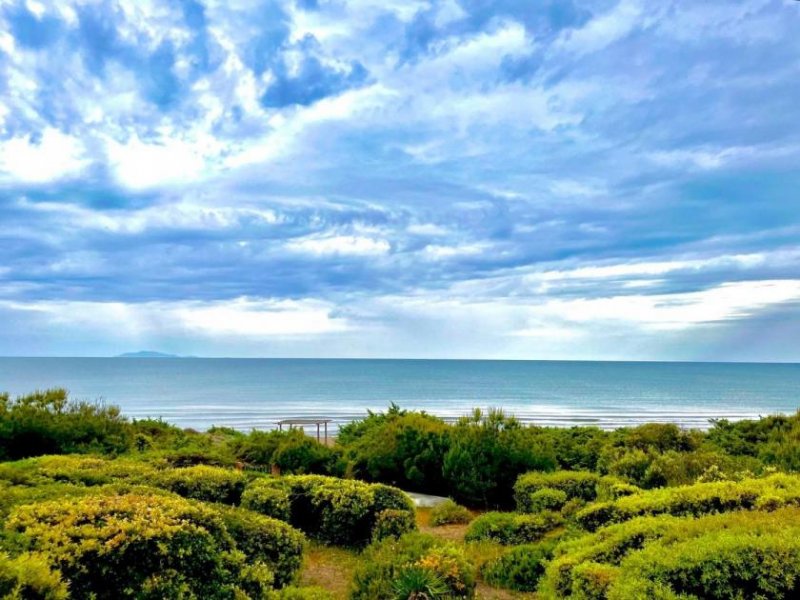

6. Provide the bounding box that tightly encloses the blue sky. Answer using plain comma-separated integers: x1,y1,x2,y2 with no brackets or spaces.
0,0,799,360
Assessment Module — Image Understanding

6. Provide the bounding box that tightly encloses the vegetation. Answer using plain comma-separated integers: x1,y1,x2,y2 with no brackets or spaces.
3,389,800,599
429,499,472,526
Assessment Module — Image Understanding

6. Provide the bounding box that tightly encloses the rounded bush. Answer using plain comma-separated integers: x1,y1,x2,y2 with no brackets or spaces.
253,475,415,547
540,506,800,599
574,474,800,532
515,471,600,512
6,492,271,599
481,541,555,591
0,552,67,600
429,499,472,526
527,488,568,513
242,478,292,521
150,464,247,505
372,508,417,542
351,532,476,600
215,505,306,587
465,511,563,545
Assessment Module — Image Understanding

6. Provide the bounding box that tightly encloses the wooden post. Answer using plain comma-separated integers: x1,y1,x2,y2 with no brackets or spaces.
316,422,320,442
324,422,328,445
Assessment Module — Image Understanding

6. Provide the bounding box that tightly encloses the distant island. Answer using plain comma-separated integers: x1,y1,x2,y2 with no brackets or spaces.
116,351,181,358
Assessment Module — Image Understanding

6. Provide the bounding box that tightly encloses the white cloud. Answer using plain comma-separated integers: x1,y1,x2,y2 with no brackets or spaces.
286,235,391,256
0,129,89,183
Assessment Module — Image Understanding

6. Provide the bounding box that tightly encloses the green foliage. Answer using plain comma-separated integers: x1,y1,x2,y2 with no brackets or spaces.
215,505,305,588
442,409,556,508
574,473,800,531
247,475,415,547
373,509,417,542
480,541,556,592
0,552,67,600
515,471,601,512
150,464,247,504
392,566,448,600
241,478,292,521
540,506,800,599
351,532,476,600
465,511,563,545
228,429,339,475
6,492,272,599
0,389,132,460
429,499,472,526
343,409,449,494
267,586,334,599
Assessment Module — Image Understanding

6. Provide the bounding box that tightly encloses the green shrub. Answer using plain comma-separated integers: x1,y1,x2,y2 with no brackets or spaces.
268,586,334,599
540,506,800,599
429,499,472,526
515,471,601,512
526,488,568,513
242,478,292,521
608,522,800,599
465,511,563,545
481,541,555,591
150,464,247,505
351,532,476,600
0,552,67,600
0,389,133,460
250,475,415,547
6,492,272,599
215,505,305,587
372,509,417,542
595,476,640,501
341,408,450,494
442,410,556,508
575,473,800,531
12,455,158,487
272,432,337,475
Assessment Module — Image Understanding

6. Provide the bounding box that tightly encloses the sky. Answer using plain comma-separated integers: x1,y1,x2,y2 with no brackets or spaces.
0,0,799,361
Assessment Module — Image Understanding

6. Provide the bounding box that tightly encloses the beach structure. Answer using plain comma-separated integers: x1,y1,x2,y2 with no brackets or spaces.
277,418,332,444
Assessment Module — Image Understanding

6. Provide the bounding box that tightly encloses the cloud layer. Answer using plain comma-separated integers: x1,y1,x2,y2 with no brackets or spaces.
1,0,799,360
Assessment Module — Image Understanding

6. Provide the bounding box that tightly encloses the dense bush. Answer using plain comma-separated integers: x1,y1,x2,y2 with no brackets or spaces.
481,541,556,592
515,470,601,512
429,499,472,526
241,478,292,521
465,511,563,545
6,492,274,599
0,552,67,599
244,475,415,546
341,407,450,494
228,429,339,475
575,473,800,531
372,509,417,542
540,507,800,599
442,410,556,508
150,464,247,504
351,532,476,600
215,505,305,587
0,389,132,460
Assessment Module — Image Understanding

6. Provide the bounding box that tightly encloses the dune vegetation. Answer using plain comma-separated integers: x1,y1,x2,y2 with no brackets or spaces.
2,389,800,598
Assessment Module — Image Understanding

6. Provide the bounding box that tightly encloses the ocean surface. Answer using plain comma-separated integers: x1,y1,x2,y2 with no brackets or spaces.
1,358,798,432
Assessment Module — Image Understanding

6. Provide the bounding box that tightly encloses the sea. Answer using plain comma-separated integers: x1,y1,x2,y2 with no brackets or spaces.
0,358,798,432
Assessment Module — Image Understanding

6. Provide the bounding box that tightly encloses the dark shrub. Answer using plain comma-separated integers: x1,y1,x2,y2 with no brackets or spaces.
0,389,132,460
442,409,555,508
481,541,556,592
515,471,600,512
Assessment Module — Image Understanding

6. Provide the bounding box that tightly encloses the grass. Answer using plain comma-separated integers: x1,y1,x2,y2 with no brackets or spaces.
297,542,360,600
296,508,539,599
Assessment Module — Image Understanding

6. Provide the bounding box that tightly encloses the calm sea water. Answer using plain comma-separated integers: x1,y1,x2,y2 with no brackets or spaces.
0,358,798,431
